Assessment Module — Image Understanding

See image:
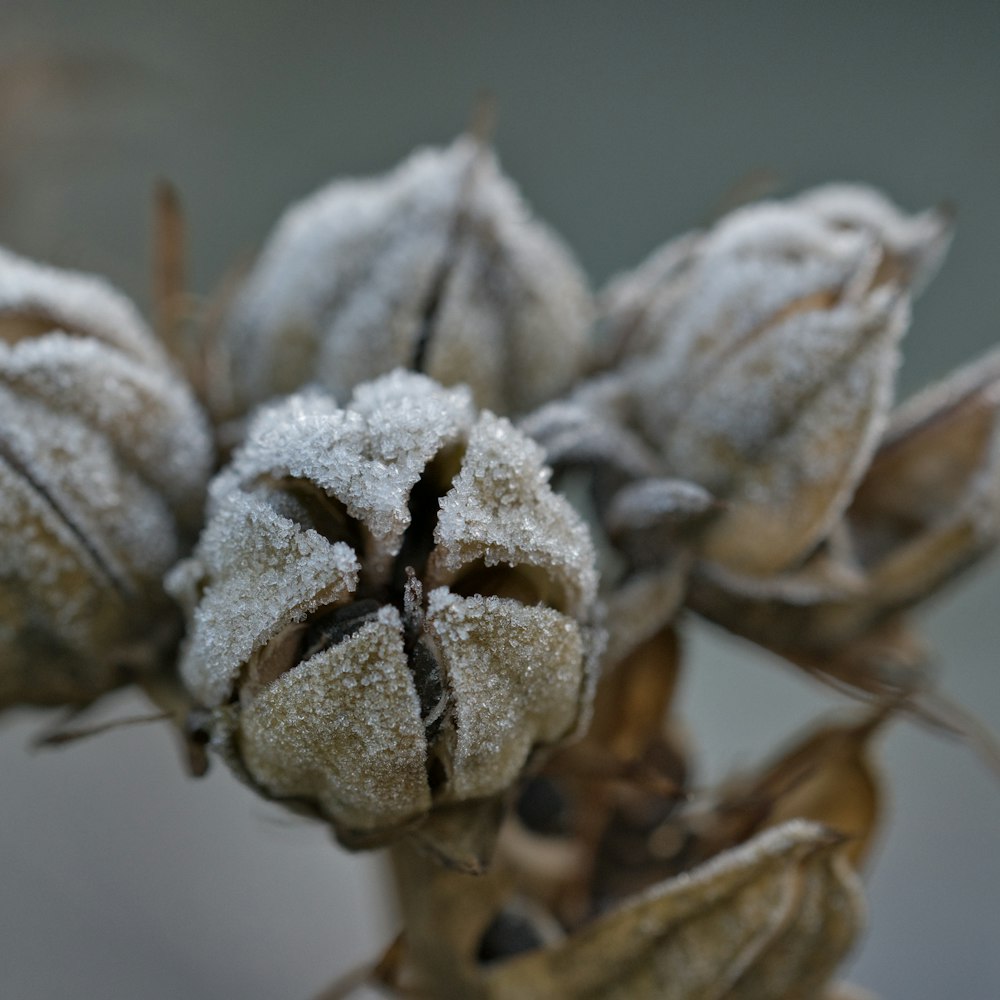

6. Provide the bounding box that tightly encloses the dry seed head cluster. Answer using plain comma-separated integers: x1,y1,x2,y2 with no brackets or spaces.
1,133,996,999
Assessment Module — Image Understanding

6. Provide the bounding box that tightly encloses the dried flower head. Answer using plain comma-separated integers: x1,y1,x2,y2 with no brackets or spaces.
0,246,212,709
213,136,593,422
169,370,600,866
4,115,996,1000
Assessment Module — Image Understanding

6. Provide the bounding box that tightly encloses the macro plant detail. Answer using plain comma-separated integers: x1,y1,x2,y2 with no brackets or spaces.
1,131,997,998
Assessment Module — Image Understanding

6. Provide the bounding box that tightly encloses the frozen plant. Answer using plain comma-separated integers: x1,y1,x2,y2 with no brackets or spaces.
1,133,998,999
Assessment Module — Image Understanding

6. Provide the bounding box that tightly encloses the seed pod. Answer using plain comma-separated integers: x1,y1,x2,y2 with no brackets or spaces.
392,821,864,1000
600,187,953,580
484,822,862,1000
689,346,1000,710
169,371,600,864
0,245,213,709
214,137,593,421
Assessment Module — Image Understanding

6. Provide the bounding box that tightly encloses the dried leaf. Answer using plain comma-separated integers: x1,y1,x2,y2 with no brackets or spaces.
847,345,1000,619
714,712,885,869
587,626,680,763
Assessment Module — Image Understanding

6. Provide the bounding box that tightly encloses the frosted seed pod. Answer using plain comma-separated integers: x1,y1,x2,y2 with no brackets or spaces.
600,188,952,579
169,370,600,862
0,246,213,709
214,136,593,420
691,345,1000,687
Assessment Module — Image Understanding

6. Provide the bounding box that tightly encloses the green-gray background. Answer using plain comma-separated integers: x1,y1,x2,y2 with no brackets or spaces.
1,2,998,997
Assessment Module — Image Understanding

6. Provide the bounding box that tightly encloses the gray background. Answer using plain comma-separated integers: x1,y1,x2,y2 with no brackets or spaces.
1,2,998,997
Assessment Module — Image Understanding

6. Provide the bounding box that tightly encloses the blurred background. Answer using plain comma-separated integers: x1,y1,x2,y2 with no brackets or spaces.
1,2,999,996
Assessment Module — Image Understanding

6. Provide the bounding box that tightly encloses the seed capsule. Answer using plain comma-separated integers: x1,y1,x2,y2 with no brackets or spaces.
690,346,1000,705
214,137,593,421
169,371,600,864
599,187,952,580
0,246,213,708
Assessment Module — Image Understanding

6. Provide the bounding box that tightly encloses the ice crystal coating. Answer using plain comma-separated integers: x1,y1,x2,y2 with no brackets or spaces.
170,371,600,856
596,188,955,579
214,136,593,420
0,246,213,708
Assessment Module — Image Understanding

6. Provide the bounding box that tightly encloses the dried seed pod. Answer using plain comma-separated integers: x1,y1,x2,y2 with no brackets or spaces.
169,371,600,864
213,136,593,421
600,187,953,580
484,822,862,1000
690,347,1000,707
392,821,864,1000
0,245,213,708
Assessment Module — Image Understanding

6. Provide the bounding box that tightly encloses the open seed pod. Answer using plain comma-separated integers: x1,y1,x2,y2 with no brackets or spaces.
0,246,213,709
212,135,593,423
169,370,601,868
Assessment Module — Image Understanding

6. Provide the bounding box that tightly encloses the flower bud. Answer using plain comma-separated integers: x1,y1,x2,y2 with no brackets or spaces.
214,137,593,421
169,371,600,862
0,246,213,708
601,187,953,579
